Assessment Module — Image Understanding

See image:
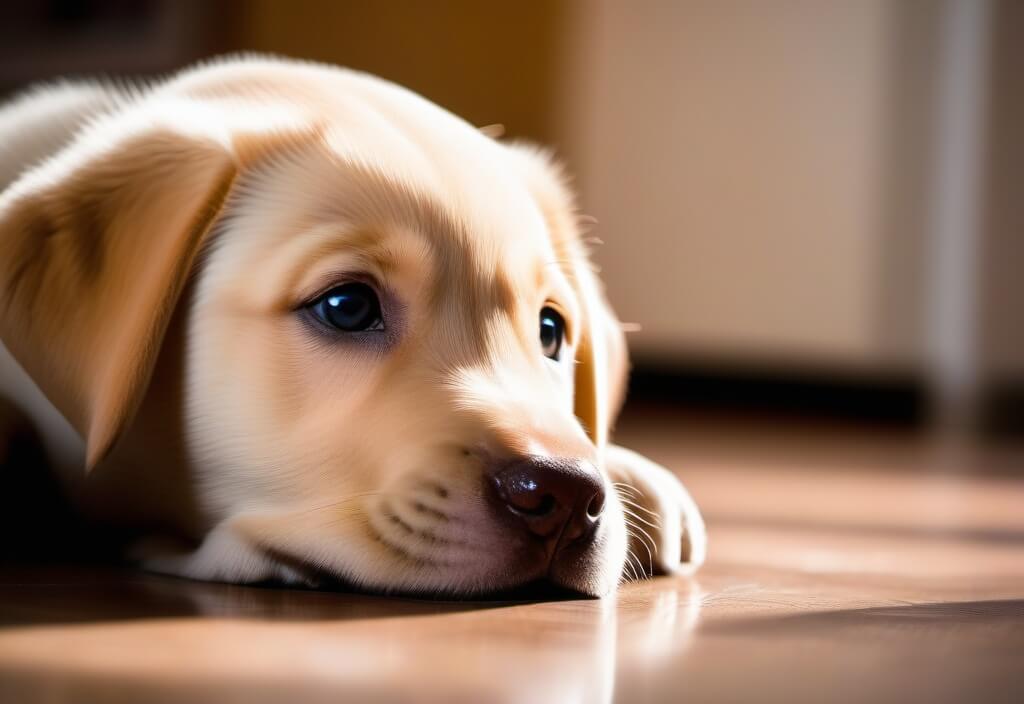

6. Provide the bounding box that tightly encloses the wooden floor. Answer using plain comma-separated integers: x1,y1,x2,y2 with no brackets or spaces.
1,408,1022,703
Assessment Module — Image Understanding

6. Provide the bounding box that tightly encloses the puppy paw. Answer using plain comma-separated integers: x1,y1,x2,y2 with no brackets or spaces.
605,444,706,578
133,520,313,586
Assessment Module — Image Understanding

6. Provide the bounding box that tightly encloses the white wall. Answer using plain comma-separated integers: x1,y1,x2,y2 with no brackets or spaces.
557,0,932,372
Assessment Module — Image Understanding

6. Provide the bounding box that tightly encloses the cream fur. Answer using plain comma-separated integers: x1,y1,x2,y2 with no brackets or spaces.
0,56,704,597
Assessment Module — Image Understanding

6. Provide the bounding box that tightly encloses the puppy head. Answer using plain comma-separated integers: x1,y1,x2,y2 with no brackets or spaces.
182,126,630,595
0,63,630,596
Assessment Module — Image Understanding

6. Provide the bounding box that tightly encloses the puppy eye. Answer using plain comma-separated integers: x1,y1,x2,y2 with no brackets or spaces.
308,282,384,332
539,306,565,360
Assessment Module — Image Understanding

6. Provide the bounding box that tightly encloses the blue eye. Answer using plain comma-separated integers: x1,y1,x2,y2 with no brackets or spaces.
540,307,564,360
309,283,384,332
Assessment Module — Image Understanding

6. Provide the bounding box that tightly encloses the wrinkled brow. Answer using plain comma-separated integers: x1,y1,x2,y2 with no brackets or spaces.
307,154,522,357
314,157,462,254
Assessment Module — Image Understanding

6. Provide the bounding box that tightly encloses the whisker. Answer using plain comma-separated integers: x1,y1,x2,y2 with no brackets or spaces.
623,530,640,582
624,515,658,560
612,482,650,502
623,546,641,582
627,520,655,575
629,550,646,581
612,482,644,500
624,518,656,562
614,487,655,509
619,498,662,523
625,532,656,576
622,506,661,531
624,513,657,546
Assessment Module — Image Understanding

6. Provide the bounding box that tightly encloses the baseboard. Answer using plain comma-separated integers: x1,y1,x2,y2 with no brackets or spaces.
627,362,928,426
979,382,1024,440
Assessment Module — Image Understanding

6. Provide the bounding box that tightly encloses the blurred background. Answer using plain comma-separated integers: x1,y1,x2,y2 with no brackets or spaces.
3,8,1023,701
1,0,1021,447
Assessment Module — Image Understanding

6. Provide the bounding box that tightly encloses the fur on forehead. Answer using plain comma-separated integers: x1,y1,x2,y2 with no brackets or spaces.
219,131,585,303
502,143,590,286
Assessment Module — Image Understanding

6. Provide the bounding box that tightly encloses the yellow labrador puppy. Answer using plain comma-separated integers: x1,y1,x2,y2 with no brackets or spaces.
0,56,704,596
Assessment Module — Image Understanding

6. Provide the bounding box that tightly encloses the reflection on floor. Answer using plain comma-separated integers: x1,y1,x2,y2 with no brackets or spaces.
1,406,1022,703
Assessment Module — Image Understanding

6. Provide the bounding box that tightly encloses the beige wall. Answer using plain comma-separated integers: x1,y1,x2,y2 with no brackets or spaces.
233,0,563,144
980,0,1024,382
557,0,935,372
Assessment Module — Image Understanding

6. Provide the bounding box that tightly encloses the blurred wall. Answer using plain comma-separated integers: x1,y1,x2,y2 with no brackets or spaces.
977,0,1024,431
556,0,938,373
226,0,564,144
0,2,223,89
980,0,1024,382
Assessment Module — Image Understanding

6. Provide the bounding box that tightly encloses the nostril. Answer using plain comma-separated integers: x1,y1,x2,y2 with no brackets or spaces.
490,456,604,541
512,493,557,517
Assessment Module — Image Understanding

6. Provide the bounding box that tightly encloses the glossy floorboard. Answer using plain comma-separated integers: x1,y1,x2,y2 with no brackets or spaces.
1,409,1022,703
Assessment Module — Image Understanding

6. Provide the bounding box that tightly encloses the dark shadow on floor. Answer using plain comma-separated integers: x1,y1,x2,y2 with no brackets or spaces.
0,564,591,628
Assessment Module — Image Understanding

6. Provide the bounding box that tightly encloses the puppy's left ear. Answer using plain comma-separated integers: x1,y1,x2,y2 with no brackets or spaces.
507,144,628,449
0,123,237,470
573,266,628,449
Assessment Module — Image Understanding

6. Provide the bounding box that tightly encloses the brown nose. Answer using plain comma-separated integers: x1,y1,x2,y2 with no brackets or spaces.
490,457,605,544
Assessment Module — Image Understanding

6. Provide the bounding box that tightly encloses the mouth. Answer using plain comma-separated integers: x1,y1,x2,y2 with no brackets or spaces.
257,536,610,599
249,478,625,600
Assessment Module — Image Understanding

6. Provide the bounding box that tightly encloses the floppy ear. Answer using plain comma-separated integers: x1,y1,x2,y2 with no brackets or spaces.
505,143,629,449
573,265,628,449
0,125,237,470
